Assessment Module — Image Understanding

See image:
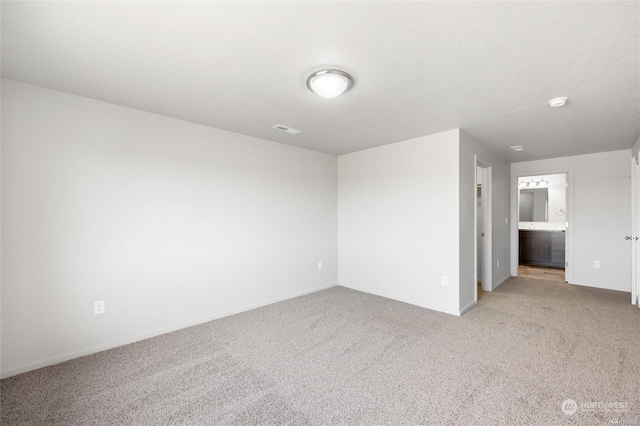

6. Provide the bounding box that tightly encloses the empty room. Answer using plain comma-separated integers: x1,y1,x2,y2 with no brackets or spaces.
1,1,639,424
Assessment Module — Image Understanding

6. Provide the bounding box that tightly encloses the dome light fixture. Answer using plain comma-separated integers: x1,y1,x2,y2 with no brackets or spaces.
548,97,568,108
307,69,353,98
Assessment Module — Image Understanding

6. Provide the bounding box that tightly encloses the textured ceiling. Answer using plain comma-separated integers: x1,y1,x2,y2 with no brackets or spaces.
2,1,638,161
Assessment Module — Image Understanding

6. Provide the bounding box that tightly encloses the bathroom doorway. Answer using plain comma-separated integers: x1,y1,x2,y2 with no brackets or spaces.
517,173,567,282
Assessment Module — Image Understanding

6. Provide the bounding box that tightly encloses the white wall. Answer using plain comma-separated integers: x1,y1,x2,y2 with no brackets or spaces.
512,150,631,292
1,79,338,377
459,131,511,311
338,130,461,315
633,136,640,160
337,129,510,316
544,174,567,224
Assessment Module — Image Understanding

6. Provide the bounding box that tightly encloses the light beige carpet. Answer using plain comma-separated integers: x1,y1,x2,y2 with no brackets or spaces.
2,277,639,425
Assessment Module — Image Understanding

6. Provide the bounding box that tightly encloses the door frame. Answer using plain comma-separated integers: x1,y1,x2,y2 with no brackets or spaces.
474,155,492,302
511,169,574,283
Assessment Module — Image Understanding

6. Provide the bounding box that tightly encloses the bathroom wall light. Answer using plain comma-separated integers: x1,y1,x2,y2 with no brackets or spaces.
519,179,548,188
307,69,353,98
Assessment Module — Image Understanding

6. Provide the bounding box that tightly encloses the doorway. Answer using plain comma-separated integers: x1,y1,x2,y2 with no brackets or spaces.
475,156,492,302
516,173,568,282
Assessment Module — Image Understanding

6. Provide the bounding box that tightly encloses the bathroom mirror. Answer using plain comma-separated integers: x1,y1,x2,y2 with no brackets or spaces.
519,188,548,222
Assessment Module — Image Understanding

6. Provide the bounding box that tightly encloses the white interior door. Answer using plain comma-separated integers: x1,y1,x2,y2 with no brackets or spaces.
477,169,484,285
480,166,491,292
632,157,639,306
475,156,492,298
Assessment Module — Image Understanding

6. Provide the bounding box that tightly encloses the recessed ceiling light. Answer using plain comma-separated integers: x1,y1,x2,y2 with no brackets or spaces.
510,145,525,152
307,69,353,98
548,97,568,108
273,125,301,135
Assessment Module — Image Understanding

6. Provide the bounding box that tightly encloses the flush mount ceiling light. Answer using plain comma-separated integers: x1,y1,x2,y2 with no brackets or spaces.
548,97,568,108
307,69,353,98
273,124,301,135
510,145,525,152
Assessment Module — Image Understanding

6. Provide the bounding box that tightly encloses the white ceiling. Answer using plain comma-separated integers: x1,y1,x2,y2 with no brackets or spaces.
2,1,638,161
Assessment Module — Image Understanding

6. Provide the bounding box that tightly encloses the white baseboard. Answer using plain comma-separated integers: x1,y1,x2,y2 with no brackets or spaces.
458,275,511,315
1,283,337,379
458,300,477,316
339,283,460,316
567,280,630,293
492,274,511,290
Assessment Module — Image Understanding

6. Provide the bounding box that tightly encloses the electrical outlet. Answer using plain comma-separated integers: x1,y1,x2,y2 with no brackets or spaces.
593,260,600,268
441,276,448,286
497,259,500,267
317,262,323,270
94,300,105,315
505,217,508,224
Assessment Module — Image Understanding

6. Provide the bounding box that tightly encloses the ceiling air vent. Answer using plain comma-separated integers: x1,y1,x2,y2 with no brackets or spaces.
273,125,301,135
